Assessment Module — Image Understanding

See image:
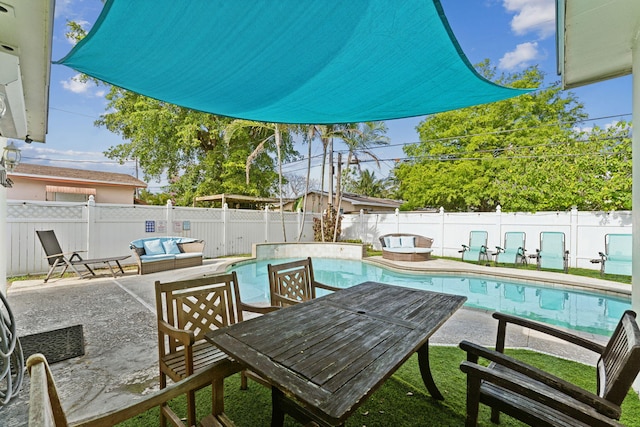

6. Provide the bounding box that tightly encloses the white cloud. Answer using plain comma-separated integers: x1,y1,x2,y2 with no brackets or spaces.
498,42,539,70
61,74,105,98
503,0,555,39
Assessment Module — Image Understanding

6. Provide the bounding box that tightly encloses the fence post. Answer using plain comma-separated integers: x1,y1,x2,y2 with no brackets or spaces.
570,206,578,268
360,209,365,243
395,208,400,233
86,195,96,258
166,199,173,237
264,205,269,243
496,204,502,249
223,203,228,256
439,207,445,256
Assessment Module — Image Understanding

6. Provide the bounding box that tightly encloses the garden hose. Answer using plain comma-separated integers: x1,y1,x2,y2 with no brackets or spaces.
0,291,24,405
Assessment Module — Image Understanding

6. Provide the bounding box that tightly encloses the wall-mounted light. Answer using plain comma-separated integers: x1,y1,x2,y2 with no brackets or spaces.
2,140,20,172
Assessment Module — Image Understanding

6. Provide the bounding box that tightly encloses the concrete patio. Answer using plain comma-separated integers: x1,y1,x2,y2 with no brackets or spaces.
1,257,621,426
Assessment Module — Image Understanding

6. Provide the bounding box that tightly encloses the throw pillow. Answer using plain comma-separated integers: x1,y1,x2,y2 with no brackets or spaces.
388,236,402,248
143,239,164,255
162,239,181,255
400,236,415,248
383,236,391,248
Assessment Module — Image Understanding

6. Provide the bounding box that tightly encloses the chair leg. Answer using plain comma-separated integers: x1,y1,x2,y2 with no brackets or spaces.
159,372,168,427
465,376,481,427
186,389,197,427
490,408,501,424
212,378,225,418
240,371,248,390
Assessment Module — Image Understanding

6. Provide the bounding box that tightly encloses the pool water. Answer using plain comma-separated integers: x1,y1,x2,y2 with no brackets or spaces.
229,258,630,337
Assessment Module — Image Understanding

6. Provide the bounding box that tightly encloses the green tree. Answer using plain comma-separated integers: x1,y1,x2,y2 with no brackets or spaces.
342,169,388,197
393,62,611,212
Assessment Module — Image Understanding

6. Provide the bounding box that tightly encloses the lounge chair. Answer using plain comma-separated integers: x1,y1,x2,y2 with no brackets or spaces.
460,310,640,427
533,231,569,273
494,232,526,266
460,231,489,262
591,233,632,277
36,230,130,282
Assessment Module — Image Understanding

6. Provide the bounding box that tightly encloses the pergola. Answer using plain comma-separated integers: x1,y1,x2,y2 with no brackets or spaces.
556,0,640,316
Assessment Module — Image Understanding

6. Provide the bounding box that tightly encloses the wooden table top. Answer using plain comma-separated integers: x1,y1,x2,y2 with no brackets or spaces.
206,281,467,425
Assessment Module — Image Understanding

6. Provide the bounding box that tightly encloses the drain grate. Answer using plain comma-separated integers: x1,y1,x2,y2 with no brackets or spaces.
20,325,85,364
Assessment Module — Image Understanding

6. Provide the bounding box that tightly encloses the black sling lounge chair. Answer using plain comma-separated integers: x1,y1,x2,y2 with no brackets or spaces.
36,230,130,282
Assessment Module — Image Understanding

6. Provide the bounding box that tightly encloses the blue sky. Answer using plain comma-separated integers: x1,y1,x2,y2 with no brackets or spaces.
21,0,632,192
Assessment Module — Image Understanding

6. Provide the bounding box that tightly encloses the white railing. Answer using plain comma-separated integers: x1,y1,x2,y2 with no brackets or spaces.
7,199,317,276
341,206,632,270
7,200,631,276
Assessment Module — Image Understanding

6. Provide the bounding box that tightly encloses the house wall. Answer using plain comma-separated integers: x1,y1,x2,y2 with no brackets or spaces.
7,177,136,204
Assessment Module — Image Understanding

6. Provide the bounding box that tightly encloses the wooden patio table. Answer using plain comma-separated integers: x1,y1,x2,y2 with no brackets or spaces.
205,281,467,427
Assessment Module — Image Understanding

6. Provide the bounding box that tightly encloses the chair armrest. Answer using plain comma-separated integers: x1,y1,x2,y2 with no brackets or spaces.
492,312,606,354
240,302,279,314
273,294,304,307
314,281,341,292
459,341,621,419
461,244,469,250
72,361,240,427
45,251,86,259
157,319,194,345
495,246,504,253
459,360,623,425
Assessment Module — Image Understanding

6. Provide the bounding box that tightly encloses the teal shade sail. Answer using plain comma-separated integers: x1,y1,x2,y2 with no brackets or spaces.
57,0,532,124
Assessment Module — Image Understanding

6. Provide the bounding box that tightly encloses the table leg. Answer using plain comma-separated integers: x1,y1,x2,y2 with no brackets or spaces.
417,340,444,400
271,388,286,427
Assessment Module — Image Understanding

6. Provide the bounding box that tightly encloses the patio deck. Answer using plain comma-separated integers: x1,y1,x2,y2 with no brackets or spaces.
2,257,616,426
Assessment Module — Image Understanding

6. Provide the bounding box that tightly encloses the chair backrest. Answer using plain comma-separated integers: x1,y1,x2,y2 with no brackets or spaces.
36,230,65,266
598,310,640,406
540,231,565,254
539,232,566,270
469,231,488,249
606,234,632,260
267,257,317,307
155,272,243,351
504,232,525,252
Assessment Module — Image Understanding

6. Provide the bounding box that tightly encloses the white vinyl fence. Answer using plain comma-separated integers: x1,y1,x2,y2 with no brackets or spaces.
7,199,316,276
7,199,632,276
341,206,632,270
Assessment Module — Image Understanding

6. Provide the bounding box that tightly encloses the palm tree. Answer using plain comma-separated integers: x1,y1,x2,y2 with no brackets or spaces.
306,124,354,241
333,122,390,241
224,120,291,241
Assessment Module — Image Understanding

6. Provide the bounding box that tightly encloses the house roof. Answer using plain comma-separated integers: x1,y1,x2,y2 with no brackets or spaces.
556,0,640,88
9,163,147,188
303,190,402,209
0,0,54,142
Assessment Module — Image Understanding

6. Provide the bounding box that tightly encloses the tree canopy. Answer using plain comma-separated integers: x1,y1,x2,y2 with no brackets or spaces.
394,62,631,212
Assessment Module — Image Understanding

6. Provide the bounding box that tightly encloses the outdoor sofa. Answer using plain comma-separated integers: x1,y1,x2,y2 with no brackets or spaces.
130,237,205,274
379,233,434,262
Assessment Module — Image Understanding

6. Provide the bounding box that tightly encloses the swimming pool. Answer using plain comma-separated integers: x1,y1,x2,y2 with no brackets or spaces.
228,258,630,336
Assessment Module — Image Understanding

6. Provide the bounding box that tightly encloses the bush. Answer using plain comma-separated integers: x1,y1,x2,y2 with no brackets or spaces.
313,207,342,242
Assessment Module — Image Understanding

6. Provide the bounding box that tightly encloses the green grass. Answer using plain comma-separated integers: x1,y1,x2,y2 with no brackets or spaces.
116,346,640,426
433,255,632,285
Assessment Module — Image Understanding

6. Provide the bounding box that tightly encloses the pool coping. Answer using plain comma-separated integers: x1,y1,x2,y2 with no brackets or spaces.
221,255,631,300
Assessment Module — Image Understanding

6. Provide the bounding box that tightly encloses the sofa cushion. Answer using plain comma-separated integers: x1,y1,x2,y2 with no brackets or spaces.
400,236,415,248
384,247,433,254
162,239,181,255
174,252,203,260
140,254,175,262
388,236,402,248
143,238,165,255
383,236,391,248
